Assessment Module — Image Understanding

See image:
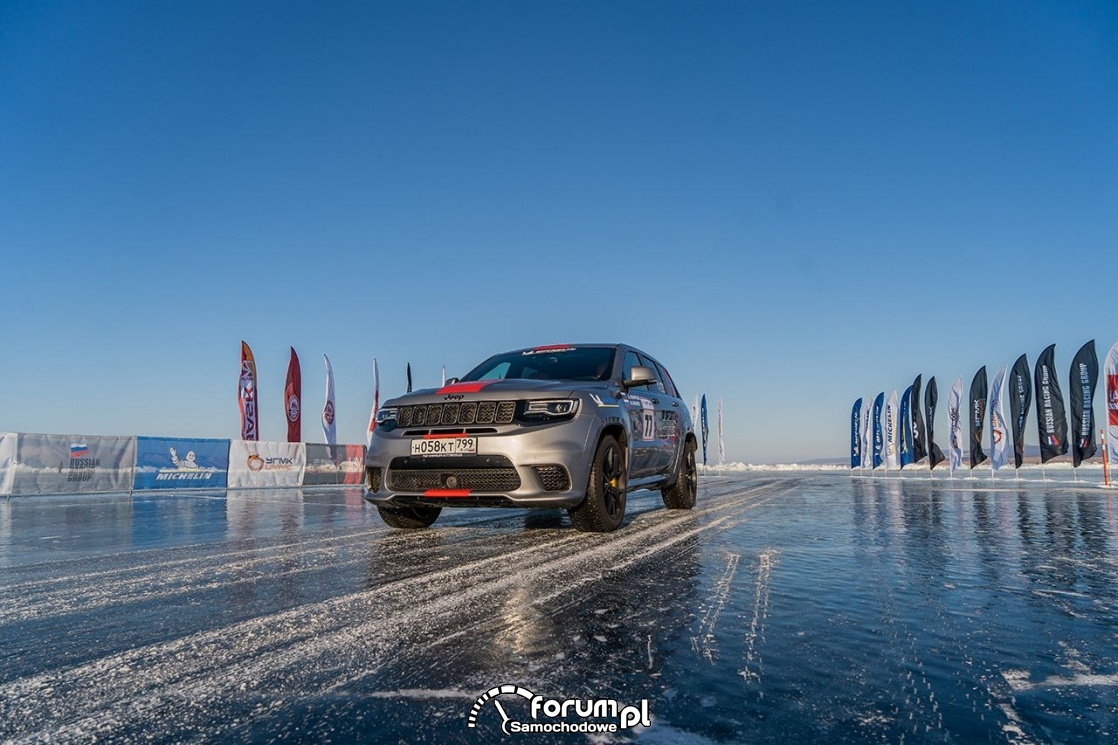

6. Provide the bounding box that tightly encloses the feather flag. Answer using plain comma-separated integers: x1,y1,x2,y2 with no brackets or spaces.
885,390,899,470
861,401,871,471
366,358,380,449
238,341,259,441
851,398,863,469
1069,340,1099,467
441,364,446,387
925,377,945,469
1105,341,1118,480
322,354,337,445
406,362,413,393
1009,354,1031,469
989,365,1010,471
1034,344,1068,463
691,395,699,434
871,392,884,469
947,377,963,473
284,347,301,443
911,375,927,463
899,386,914,468
700,395,709,466
717,397,725,466
969,367,988,468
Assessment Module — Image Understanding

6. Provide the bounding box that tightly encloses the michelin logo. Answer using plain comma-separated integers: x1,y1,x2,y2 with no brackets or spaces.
156,447,218,481
467,684,650,735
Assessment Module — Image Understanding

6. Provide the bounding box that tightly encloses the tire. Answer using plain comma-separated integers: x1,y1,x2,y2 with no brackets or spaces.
569,434,627,533
661,439,697,510
376,504,441,529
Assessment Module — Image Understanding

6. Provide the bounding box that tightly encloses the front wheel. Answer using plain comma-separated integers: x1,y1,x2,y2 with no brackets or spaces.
569,434,627,533
661,440,697,510
376,504,441,529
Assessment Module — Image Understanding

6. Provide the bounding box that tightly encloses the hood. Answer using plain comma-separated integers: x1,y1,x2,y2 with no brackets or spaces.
384,378,608,407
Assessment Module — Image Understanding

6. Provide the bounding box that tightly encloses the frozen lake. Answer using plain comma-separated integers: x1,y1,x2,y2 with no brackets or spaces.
1,473,1116,743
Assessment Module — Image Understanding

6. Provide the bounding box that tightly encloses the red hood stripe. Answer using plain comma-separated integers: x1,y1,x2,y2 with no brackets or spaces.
436,381,494,395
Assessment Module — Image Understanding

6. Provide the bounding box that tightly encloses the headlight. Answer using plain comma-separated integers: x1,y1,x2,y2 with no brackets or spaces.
519,398,580,422
375,407,398,430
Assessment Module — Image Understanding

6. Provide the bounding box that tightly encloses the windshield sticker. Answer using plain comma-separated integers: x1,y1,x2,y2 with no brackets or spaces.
523,345,576,355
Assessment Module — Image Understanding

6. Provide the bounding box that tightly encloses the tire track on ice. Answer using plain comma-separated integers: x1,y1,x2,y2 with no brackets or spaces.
2,480,790,741
739,548,779,683
690,552,740,662
0,481,781,624
0,523,572,624
1,479,758,613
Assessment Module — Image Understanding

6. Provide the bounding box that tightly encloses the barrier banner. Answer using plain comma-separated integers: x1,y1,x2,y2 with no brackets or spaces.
0,433,16,495
10,434,136,495
228,440,305,488
304,443,366,485
134,437,230,490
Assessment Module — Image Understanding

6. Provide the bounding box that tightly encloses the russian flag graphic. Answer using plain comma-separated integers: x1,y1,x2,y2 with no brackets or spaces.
70,444,89,458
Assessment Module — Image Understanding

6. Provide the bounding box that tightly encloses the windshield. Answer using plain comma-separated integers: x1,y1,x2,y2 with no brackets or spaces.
460,346,616,382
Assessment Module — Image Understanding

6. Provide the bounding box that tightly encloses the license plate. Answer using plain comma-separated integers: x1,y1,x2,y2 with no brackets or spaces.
410,436,478,456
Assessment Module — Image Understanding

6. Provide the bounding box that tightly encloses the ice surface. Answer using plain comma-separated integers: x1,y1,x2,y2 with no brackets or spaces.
1,475,1115,742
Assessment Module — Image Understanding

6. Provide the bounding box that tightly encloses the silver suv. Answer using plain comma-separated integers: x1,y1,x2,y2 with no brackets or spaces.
364,344,698,532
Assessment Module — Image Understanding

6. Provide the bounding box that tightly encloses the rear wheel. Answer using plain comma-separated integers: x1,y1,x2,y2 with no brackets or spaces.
661,440,697,510
376,504,441,529
569,434,627,533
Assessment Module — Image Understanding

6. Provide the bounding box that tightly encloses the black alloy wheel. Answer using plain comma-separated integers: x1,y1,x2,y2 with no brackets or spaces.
661,439,697,510
569,434,627,532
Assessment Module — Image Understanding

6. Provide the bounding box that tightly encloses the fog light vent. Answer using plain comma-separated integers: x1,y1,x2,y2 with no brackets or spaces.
366,467,383,492
532,465,570,492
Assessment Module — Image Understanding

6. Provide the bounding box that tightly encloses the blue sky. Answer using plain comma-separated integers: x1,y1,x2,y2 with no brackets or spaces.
1,0,1115,463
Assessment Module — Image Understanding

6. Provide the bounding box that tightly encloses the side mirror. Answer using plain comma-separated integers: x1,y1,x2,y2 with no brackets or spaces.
623,366,657,389
445,377,460,386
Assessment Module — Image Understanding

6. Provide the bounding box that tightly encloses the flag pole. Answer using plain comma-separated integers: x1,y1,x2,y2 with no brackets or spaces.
1103,428,1111,487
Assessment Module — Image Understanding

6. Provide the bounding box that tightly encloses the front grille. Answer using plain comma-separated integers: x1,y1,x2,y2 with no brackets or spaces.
366,467,383,492
389,468,521,492
397,401,515,428
532,465,570,492
402,427,498,437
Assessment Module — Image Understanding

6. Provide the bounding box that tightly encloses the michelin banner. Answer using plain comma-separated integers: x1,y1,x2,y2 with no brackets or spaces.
134,437,230,490
303,444,366,486
228,440,305,488
9,434,136,495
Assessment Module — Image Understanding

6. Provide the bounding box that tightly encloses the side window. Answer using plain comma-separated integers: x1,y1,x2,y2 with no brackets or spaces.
653,362,677,397
638,354,667,394
623,351,644,386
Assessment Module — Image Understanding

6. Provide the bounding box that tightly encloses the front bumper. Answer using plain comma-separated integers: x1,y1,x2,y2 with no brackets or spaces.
363,418,596,509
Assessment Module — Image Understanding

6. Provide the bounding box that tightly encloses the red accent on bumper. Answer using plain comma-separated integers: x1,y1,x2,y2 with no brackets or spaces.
423,489,473,497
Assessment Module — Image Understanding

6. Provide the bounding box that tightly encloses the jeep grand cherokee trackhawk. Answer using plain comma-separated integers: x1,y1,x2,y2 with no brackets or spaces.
364,344,698,532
